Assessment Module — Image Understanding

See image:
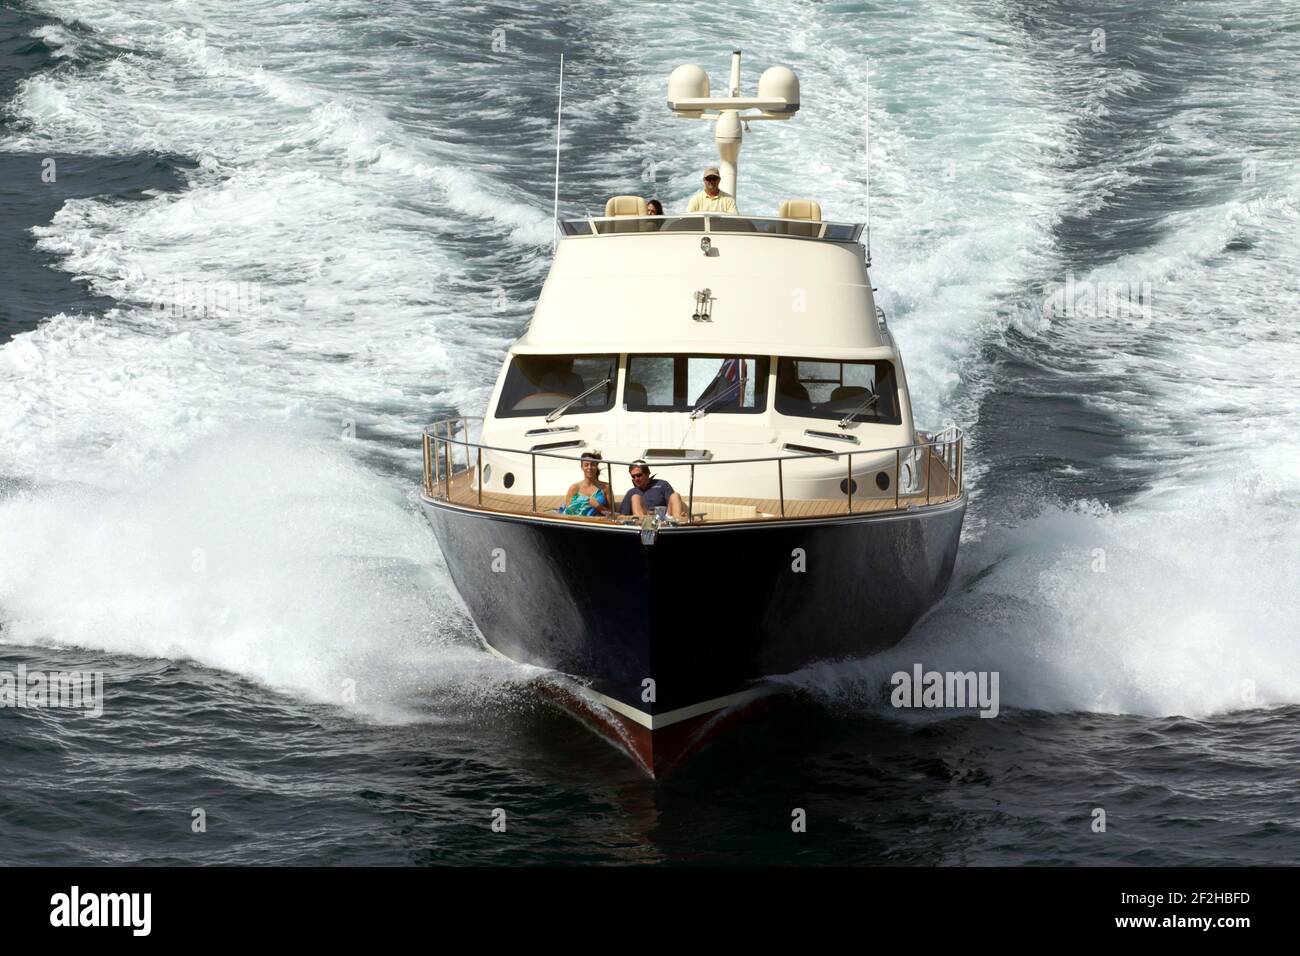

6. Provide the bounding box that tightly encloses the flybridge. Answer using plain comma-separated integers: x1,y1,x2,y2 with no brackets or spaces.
555,52,870,257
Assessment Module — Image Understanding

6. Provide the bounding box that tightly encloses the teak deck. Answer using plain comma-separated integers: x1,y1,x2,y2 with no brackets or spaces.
431,450,961,525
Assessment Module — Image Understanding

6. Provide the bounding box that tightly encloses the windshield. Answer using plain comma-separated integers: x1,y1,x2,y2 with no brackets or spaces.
495,354,617,418
774,358,902,425
625,355,769,414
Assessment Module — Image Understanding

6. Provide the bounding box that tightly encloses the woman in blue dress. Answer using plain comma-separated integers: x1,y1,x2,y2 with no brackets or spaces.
562,451,613,517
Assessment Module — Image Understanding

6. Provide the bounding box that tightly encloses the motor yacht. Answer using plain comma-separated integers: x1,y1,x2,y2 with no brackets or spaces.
420,52,966,775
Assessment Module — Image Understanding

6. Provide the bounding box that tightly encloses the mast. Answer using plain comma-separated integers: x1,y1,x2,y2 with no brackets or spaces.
716,51,743,198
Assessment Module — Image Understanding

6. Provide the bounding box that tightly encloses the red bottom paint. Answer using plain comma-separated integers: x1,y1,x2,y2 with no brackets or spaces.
536,679,789,777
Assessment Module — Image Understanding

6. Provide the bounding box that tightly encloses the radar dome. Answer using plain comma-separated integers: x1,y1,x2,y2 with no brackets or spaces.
758,66,800,114
667,64,710,115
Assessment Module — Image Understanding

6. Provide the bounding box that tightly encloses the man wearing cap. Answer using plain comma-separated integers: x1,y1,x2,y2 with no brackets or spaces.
686,167,738,214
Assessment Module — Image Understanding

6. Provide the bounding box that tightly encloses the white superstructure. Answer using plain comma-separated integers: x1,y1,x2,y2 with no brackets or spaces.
472,53,924,507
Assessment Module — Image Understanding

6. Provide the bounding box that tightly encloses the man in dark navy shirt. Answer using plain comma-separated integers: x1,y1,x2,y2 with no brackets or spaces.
619,460,687,519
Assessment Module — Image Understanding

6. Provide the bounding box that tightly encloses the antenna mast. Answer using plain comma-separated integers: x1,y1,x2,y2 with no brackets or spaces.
552,54,564,247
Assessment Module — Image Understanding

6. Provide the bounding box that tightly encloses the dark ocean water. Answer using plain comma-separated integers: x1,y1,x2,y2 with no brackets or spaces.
1,0,1298,864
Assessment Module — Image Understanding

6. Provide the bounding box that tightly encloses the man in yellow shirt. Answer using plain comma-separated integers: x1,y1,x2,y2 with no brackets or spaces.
685,167,738,214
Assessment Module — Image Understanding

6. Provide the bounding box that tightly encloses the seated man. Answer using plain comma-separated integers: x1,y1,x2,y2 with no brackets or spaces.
685,167,738,214
619,460,687,519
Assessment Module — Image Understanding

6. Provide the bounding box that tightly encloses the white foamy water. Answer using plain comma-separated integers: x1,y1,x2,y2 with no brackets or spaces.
2,0,1298,722
784,482,1300,719
0,428,526,723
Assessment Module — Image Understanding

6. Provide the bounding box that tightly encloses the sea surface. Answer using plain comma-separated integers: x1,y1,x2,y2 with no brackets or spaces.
1,0,1298,865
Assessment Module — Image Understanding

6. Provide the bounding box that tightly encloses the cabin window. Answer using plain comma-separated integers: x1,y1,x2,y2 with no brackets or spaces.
495,354,617,418
775,357,902,425
624,355,769,414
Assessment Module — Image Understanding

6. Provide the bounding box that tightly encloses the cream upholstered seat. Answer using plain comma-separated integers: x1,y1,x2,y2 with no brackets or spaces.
603,195,648,233
623,382,648,409
777,199,822,237
604,195,648,217
778,199,822,221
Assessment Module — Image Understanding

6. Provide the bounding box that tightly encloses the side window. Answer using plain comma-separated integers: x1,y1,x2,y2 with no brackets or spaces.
775,358,901,424
495,354,616,417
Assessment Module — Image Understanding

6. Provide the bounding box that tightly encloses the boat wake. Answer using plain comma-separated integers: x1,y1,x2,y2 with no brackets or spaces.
783,470,1300,720
0,427,529,725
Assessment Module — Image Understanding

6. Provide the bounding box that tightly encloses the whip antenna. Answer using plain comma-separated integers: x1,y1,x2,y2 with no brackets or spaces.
865,59,871,266
553,54,564,248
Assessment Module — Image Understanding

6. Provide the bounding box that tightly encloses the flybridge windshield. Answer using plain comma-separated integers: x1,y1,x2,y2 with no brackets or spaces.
558,216,864,241
775,358,902,425
625,355,769,414
496,355,617,418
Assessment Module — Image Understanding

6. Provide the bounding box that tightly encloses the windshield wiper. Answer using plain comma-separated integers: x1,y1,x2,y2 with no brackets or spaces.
545,378,611,423
837,391,879,429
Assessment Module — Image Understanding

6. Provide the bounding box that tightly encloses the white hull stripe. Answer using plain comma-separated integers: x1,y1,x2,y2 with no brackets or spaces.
479,639,774,730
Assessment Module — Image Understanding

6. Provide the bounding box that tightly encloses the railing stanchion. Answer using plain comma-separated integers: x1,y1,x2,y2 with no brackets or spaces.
423,432,432,496
950,436,956,497
531,453,537,513
846,452,853,514
953,435,959,497
894,447,900,511
607,462,615,517
477,446,483,506
778,458,785,517
925,439,932,506
443,430,452,498
946,439,956,502
688,464,695,521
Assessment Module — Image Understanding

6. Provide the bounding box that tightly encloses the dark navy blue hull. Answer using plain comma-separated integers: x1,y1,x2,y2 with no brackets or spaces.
421,497,965,734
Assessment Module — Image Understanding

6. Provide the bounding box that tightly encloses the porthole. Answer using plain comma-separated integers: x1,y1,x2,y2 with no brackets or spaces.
840,478,858,495
503,472,515,489
482,464,492,486
875,471,890,491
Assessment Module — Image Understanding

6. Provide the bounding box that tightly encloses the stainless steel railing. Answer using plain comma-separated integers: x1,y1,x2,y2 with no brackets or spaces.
422,417,963,523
